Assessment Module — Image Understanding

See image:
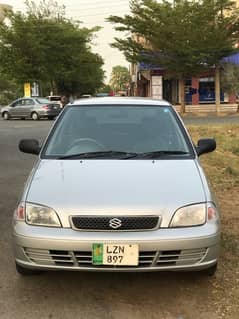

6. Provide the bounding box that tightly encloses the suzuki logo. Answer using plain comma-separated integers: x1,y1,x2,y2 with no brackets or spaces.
109,218,122,229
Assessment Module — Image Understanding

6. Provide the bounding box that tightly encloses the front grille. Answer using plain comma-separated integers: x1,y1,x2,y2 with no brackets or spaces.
24,247,208,268
71,216,160,231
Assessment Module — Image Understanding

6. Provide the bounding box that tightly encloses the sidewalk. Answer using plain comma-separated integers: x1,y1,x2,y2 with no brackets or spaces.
173,104,239,116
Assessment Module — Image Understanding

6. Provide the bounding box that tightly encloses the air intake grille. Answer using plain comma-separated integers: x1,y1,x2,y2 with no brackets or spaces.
23,247,207,268
71,216,160,231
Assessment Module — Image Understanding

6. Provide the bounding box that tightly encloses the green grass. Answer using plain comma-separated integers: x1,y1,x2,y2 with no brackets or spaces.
188,124,239,192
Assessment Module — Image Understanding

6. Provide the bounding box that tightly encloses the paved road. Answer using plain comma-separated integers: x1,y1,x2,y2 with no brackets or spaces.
0,117,238,319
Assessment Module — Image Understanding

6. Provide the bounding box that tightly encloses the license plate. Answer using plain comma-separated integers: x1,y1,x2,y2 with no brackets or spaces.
92,243,139,266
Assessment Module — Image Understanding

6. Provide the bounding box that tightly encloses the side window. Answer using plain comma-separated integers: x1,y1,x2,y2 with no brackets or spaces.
11,100,23,107
11,101,17,108
24,99,35,106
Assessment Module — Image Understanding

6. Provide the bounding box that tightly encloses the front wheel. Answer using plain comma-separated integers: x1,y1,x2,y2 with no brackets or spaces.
48,116,55,120
31,112,39,121
16,263,43,276
3,112,10,120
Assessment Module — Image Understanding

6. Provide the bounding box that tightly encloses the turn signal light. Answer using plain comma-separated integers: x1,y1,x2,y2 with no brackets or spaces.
207,206,217,220
15,204,25,220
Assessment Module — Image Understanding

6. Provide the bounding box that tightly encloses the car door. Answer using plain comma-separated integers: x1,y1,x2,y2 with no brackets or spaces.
9,99,24,118
22,98,36,117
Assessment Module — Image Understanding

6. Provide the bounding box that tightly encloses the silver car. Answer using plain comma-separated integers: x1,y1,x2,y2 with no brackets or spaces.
1,97,61,120
13,97,220,276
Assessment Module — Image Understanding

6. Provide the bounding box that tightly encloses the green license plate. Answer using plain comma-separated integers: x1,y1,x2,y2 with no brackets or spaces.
92,243,139,266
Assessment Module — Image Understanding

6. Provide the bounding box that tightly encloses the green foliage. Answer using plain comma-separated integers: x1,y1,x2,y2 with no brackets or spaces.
0,75,22,104
108,0,239,79
0,0,104,97
110,65,130,91
97,84,112,94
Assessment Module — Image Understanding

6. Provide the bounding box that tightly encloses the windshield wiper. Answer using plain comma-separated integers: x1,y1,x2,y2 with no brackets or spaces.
59,151,138,159
134,150,190,159
58,150,189,160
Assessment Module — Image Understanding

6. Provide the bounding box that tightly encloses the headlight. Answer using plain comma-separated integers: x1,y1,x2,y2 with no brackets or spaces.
170,203,206,227
26,203,61,227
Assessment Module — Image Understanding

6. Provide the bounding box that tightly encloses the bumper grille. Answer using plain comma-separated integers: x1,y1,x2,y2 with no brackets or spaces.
71,216,160,231
24,248,74,266
156,248,207,266
74,250,156,267
24,247,207,269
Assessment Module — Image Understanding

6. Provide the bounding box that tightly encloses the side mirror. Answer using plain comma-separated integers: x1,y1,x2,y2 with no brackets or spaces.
196,138,216,156
19,139,41,155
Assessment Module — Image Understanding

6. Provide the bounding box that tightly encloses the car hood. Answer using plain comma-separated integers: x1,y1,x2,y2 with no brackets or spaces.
26,159,206,227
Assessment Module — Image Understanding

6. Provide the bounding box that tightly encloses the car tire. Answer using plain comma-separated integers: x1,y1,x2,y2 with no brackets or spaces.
3,112,10,120
16,263,43,276
48,116,55,120
31,112,39,121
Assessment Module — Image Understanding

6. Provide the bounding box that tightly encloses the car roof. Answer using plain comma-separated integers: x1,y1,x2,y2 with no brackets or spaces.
70,97,171,106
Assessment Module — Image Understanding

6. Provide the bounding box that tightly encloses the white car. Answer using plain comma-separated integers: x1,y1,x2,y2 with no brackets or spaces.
13,97,220,276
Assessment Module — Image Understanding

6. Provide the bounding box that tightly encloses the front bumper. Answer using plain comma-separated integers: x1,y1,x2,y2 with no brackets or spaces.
13,222,220,272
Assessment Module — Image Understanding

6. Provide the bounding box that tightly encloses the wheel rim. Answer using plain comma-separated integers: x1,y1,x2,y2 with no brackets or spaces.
32,113,38,120
3,112,9,119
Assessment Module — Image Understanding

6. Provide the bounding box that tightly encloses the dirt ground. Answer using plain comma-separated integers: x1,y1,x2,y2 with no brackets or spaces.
209,187,239,318
188,125,239,319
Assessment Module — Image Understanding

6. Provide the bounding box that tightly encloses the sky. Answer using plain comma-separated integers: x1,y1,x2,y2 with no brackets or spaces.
0,0,131,82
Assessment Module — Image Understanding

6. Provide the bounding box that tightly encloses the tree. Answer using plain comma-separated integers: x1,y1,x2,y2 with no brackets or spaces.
97,84,112,94
0,0,104,97
110,65,130,92
108,0,239,111
0,76,22,105
221,63,239,95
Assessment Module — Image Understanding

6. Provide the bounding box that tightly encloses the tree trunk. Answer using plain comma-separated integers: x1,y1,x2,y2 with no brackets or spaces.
215,66,220,114
179,78,185,113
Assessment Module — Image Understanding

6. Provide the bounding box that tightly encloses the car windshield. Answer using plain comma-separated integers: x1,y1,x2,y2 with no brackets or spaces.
36,98,51,104
48,96,61,101
42,105,193,159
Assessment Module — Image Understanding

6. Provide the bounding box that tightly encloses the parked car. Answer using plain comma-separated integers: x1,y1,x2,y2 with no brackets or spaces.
14,97,220,276
45,95,64,108
1,97,61,120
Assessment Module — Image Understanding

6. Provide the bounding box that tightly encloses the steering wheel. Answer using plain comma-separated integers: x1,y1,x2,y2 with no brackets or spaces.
67,138,105,153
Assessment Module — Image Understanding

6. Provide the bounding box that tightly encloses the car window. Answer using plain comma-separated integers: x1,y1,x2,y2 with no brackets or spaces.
42,105,193,158
24,99,35,105
11,100,23,107
35,98,51,104
47,96,61,101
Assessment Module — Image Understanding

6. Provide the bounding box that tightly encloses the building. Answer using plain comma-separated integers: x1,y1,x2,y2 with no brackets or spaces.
129,15,238,108
130,61,237,107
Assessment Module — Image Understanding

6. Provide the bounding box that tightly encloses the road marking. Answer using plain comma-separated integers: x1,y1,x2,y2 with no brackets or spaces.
12,126,35,128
